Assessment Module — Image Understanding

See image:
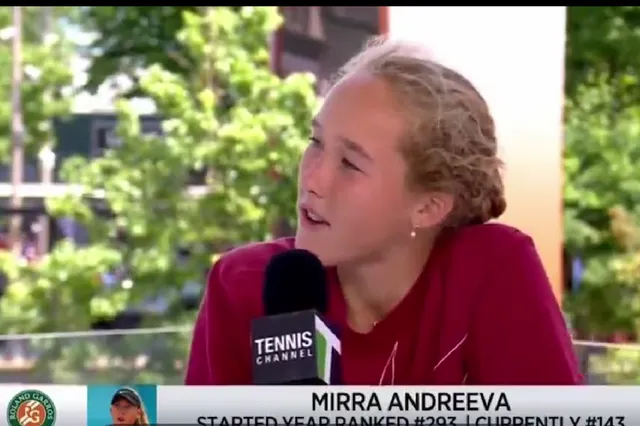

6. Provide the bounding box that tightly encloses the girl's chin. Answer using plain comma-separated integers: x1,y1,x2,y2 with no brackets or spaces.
293,237,320,257
294,240,344,267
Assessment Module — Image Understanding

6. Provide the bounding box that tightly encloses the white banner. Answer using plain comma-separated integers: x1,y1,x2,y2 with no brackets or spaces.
157,386,634,425
0,385,637,425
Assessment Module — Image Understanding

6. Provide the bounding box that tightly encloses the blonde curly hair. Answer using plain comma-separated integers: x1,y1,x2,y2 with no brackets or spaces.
330,36,506,228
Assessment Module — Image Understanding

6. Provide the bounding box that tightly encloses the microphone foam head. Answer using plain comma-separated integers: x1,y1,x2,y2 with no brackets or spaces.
263,249,327,316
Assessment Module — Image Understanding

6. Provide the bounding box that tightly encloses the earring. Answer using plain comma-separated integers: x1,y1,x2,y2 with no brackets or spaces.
410,227,417,238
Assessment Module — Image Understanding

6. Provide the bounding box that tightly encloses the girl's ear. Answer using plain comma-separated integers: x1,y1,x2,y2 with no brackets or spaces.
410,192,454,230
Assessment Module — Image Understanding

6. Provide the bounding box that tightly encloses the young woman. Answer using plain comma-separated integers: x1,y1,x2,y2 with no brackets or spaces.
185,36,582,385
110,387,150,425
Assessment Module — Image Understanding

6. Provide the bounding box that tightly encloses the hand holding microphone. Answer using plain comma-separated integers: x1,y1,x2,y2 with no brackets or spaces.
251,249,342,385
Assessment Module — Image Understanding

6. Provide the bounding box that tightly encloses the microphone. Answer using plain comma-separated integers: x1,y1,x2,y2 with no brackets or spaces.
251,249,342,385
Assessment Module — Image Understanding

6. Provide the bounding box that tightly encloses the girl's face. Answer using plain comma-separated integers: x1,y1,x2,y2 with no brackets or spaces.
296,72,425,265
110,400,140,425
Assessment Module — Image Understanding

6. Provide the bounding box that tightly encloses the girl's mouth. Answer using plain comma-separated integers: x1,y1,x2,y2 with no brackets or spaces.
300,207,330,228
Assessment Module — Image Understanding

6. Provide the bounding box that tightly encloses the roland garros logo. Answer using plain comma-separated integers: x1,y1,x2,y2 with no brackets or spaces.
6,389,56,426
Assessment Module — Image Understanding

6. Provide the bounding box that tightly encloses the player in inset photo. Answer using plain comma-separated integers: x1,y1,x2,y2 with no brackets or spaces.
109,387,150,425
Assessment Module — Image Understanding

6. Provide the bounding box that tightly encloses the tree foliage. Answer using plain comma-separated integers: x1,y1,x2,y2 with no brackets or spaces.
81,6,200,97
0,7,317,383
566,7,640,107
565,6,640,383
0,7,75,161
564,77,640,336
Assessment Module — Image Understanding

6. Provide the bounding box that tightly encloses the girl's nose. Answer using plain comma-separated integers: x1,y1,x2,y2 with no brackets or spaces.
301,151,332,198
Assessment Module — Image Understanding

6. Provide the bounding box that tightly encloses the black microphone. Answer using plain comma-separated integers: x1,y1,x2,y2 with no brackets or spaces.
251,249,342,385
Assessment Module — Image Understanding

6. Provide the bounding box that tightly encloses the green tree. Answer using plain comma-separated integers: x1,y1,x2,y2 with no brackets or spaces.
564,76,640,337
0,7,317,384
566,7,640,107
81,6,200,97
564,7,640,383
0,7,76,161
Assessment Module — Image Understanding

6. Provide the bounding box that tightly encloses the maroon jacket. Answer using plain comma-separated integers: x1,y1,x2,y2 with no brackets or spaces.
186,223,582,385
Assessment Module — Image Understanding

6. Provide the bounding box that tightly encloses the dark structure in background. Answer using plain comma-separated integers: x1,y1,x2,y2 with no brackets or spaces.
0,114,164,263
273,7,379,89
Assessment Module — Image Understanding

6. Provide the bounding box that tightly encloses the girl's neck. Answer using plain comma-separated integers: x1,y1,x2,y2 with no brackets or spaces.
337,234,436,332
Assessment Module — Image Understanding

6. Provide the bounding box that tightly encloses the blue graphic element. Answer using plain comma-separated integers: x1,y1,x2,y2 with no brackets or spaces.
86,384,157,426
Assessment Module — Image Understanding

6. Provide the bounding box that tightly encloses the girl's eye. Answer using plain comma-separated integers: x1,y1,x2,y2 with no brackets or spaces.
308,137,361,172
309,137,322,148
341,158,360,171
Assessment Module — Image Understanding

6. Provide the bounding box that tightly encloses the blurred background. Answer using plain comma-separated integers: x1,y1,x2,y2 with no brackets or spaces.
0,6,634,385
